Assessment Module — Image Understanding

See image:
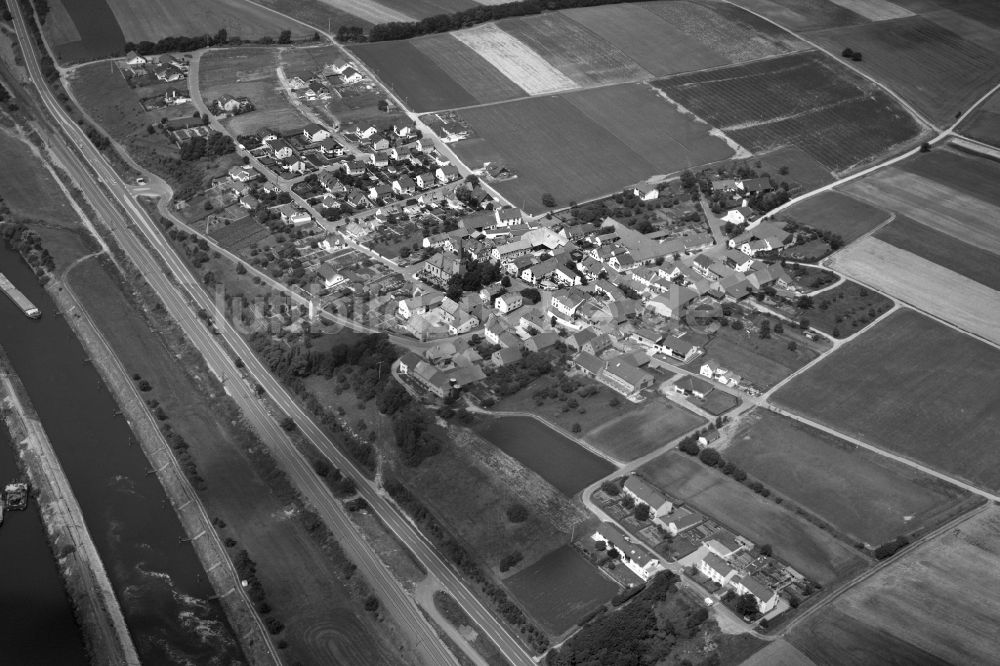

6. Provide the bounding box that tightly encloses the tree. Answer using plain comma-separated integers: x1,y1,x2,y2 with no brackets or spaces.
620,495,635,510
633,503,651,521
678,438,700,456
278,29,292,44
799,317,810,330
279,416,296,431
920,142,931,153
773,321,783,334
736,593,759,617
841,47,855,58
759,320,771,339
541,192,556,208
699,448,722,467
572,422,582,433
796,295,814,309
364,595,380,612
520,287,541,304
787,340,798,352
506,503,529,523
600,480,620,495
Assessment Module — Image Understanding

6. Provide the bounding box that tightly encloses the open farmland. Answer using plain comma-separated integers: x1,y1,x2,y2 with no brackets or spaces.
774,310,1000,491
637,451,869,585
902,144,1000,203
731,0,870,31
250,0,372,31
198,48,310,136
875,215,1000,290
783,191,889,243
453,23,577,95
654,51,922,172
45,0,126,62
449,85,733,213
789,506,1000,666
105,0,310,43
828,238,1000,345
842,166,1000,254
413,35,527,105
0,132,78,223
958,87,1000,145
807,16,1000,125
505,545,618,636
586,401,704,461
725,410,974,546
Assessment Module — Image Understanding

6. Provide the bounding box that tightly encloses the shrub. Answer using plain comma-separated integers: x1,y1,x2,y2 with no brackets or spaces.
600,479,621,495
364,595,380,612
698,448,722,467
506,503,529,523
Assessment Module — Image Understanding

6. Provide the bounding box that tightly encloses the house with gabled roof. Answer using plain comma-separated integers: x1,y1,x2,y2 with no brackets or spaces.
592,523,663,581
623,476,672,518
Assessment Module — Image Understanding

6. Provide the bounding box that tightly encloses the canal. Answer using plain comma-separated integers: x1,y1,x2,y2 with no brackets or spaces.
0,248,242,665
475,415,615,496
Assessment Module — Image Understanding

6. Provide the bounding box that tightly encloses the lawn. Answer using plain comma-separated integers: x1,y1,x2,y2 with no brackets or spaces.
794,280,893,338
783,190,889,243
828,237,1000,346
0,132,78,225
789,506,1000,666
774,309,1000,491
450,85,732,213
654,51,922,172
505,545,619,636
701,322,821,390
875,215,1000,290
807,15,1000,125
105,0,310,43
725,410,974,546
637,451,870,585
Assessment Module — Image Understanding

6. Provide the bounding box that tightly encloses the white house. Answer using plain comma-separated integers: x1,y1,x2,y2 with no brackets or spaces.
124,51,147,67
317,264,346,289
415,172,436,190
722,206,755,226
494,207,523,227
698,553,737,586
632,182,659,201
593,523,663,582
266,138,293,160
491,239,531,263
732,576,778,614
550,288,586,318
303,123,331,143
496,292,522,314
622,476,673,519
340,67,363,84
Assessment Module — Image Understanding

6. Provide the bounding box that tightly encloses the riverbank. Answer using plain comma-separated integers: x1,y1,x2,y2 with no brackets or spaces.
51,267,277,665
0,344,140,666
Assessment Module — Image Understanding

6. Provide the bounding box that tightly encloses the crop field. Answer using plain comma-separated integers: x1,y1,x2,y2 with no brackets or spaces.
105,0,309,43
783,191,889,243
774,310,1000,491
725,410,973,546
251,0,372,31
45,0,82,47
46,0,125,62
654,51,922,172
586,401,705,461
732,0,870,31
0,132,78,224
958,89,1000,145
198,48,310,135
638,451,870,585
505,545,618,636
413,35,527,105
450,85,733,213
875,215,1000,290
453,23,577,95
701,324,820,390
499,13,648,87
789,506,1000,665
843,168,1000,255
807,16,1000,125
902,145,1000,204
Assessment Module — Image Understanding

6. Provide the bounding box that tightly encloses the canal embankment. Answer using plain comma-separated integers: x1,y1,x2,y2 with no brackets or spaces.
0,344,140,666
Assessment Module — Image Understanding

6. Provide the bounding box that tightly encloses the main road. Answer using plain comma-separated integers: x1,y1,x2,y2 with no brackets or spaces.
11,4,535,666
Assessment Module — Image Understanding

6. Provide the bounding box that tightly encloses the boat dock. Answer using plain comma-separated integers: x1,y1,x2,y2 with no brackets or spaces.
0,273,40,319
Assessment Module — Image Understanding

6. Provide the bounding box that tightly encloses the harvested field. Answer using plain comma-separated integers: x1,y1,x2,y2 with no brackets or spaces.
348,41,478,112
637,451,870,585
807,16,1000,125
828,237,1000,345
875,215,1000,290
252,0,371,31
315,0,412,23
376,0,476,18
774,309,1000,491
655,52,921,172
46,0,125,63
413,34,527,105
452,23,577,95
500,13,648,86
902,145,1000,204
789,506,1000,665
732,0,869,31
44,0,82,47
198,48,310,136
783,191,889,243
923,8,1000,52
958,89,1000,146
725,410,973,546
741,639,816,666
505,545,618,636
843,167,1000,254
451,85,732,213
827,0,912,21
0,132,78,224
105,0,309,43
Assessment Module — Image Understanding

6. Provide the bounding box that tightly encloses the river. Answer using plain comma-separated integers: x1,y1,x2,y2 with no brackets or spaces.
0,247,242,665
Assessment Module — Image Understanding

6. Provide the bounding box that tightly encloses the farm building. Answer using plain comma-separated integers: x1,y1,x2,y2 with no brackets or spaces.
675,375,715,399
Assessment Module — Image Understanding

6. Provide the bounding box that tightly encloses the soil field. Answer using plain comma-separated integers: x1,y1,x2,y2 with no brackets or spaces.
902,145,1000,204
701,323,820,390
843,167,1000,254
504,545,618,636
783,191,889,243
796,280,893,338
499,12,649,87
637,451,870,585
958,89,1000,146
251,0,372,31
413,34,527,105
105,0,309,44
725,410,972,546
198,48,311,136
807,16,1000,125
732,0,870,31
875,215,1000,290
45,0,126,63
0,132,78,223
789,506,1000,665
376,0,476,19
922,8,1000,52
826,0,913,21
316,0,411,23
450,85,732,213
774,309,1000,491
654,51,922,172
828,238,1000,346
453,23,577,95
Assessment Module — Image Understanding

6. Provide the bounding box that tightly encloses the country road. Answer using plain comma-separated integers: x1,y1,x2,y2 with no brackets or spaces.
11,4,537,666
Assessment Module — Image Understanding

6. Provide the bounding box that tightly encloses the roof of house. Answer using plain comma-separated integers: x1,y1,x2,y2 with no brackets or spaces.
623,476,670,509
735,575,776,603
527,331,559,350
663,335,697,356
595,522,655,567
399,351,423,368
574,351,606,376
705,529,742,555
701,552,735,578
604,358,652,390
493,347,523,364
675,375,715,394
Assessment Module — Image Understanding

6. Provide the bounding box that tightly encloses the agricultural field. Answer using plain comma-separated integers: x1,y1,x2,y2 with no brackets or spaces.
637,451,870,585
958,87,1000,145
654,51,922,172
789,506,1000,666
700,322,821,390
450,85,733,213
198,48,311,136
829,237,1000,346
504,545,618,636
412,34,528,105
794,280,894,338
725,410,975,546
0,132,78,224
452,23,577,95
45,0,126,62
731,0,871,31
807,16,1000,125
204,217,272,255
902,144,1000,203
782,191,889,243
774,309,1000,491
875,215,1000,290
586,401,705,461
105,0,310,43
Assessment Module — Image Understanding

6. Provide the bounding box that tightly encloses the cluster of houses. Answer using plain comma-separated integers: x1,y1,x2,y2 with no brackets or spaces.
284,57,365,104
123,51,188,83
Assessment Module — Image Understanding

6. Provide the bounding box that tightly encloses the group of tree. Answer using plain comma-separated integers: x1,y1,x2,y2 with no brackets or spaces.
841,47,863,62
179,132,235,161
445,257,502,299
121,27,299,57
